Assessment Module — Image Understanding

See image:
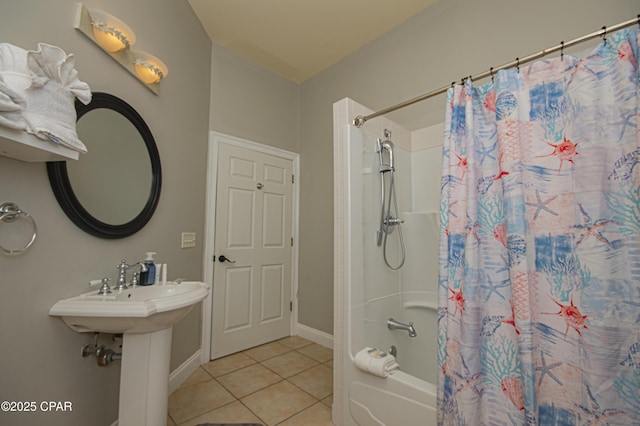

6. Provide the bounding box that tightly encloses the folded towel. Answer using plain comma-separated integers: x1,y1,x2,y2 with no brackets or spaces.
354,347,399,378
0,42,91,153
22,43,91,153
0,44,29,131
0,75,26,130
21,77,88,152
27,43,91,104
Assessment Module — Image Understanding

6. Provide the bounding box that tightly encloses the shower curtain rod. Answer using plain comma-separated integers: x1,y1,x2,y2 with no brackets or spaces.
353,15,640,127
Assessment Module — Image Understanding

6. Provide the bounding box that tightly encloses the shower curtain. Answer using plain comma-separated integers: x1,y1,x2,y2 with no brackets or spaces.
438,28,639,425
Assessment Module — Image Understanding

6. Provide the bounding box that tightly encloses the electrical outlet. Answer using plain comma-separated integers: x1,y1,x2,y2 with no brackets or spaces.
181,232,196,248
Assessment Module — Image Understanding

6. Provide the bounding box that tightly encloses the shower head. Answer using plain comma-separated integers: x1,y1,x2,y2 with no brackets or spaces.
381,139,395,150
382,128,395,168
379,139,395,171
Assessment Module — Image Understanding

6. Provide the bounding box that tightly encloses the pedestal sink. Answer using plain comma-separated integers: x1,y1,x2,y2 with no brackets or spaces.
49,281,209,426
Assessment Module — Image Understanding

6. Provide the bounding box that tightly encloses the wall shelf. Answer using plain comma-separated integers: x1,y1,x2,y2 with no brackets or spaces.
0,126,79,162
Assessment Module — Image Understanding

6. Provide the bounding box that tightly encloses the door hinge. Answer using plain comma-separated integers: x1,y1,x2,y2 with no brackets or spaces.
290,301,293,312
291,237,294,247
292,174,295,184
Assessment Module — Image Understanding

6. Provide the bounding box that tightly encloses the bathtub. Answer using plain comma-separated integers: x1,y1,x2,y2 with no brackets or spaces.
333,114,439,425
345,301,438,426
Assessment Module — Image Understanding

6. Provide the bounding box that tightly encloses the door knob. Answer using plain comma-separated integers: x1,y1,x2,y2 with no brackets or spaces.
218,255,236,263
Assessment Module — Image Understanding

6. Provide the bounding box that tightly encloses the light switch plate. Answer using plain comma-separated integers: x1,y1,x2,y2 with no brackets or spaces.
181,232,196,248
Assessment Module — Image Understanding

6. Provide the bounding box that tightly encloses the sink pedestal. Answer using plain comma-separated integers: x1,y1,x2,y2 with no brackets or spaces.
49,281,210,425
119,328,172,426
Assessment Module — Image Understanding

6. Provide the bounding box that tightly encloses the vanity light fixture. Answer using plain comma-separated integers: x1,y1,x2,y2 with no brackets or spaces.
89,9,136,53
133,52,169,84
73,2,168,95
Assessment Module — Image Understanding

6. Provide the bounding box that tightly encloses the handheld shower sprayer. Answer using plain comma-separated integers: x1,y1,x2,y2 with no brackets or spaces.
377,129,395,172
376,129,405,270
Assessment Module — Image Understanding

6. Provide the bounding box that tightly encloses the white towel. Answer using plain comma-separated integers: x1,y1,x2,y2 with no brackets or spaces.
0,75,26,130
0,42,91,153
0,44,29,131
354,347,399,378
22,43,91,153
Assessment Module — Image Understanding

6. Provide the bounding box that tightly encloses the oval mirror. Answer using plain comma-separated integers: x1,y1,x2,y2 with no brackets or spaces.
47,92,161,239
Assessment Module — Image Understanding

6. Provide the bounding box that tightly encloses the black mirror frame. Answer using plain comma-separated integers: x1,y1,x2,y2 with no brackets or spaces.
47,92,162,239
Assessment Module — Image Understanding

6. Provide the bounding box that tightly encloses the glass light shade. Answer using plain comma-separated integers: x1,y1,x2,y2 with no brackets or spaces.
89,9,136,53
92,26,127,52
134,53,169,84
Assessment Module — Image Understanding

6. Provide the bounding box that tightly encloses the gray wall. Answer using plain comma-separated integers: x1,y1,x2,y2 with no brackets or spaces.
0,1,211,425
297,0,639,333
0,0,637,424
210,43,300,153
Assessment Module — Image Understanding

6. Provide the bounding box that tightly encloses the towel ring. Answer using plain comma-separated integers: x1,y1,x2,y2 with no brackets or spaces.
0,202,37,255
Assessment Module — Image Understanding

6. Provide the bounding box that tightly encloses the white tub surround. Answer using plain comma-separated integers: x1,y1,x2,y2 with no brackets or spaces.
334,98,441,425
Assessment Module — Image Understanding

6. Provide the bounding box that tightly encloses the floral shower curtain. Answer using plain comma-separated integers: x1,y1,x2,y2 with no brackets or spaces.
438,28,640,425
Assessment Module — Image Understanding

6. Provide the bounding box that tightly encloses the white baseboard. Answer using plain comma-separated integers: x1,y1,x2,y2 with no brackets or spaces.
296,323,333,349
168,349,202,394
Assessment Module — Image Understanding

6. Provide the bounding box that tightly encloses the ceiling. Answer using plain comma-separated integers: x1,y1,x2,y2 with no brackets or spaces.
188,0,439,84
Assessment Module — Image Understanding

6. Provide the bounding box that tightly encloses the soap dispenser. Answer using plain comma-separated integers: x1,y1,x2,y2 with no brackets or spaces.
140,252,156,285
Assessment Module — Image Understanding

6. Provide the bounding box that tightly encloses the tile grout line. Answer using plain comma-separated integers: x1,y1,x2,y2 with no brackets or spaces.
238,351,328,425
198,365,324,426
170,337,331,426
235,397,269,426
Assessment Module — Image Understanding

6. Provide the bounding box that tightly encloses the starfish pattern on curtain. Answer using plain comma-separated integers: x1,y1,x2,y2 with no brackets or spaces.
438,28,640,425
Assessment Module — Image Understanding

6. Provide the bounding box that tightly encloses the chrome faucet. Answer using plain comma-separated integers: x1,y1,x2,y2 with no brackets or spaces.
114,260,129,291
129,262,148,287
114,260,148,290
387,318,417,337
98,278,112,295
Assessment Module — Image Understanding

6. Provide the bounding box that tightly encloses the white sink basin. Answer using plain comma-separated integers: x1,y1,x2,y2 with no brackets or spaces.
50,280,210,425
49,281,210,334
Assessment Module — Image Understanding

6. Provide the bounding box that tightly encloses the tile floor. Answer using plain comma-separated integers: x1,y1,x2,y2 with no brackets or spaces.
167,336,334,426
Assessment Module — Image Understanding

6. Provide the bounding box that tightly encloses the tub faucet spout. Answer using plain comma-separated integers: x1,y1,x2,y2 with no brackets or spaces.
387,318,417,337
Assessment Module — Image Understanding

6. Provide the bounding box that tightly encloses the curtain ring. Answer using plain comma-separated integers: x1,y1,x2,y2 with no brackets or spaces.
601,26,607,45
560,41,564,61
516,57,520,73
0,202,37,256
490,67,494,83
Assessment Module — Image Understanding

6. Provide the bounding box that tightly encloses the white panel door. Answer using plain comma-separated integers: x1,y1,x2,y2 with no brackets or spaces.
211,142,293,359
